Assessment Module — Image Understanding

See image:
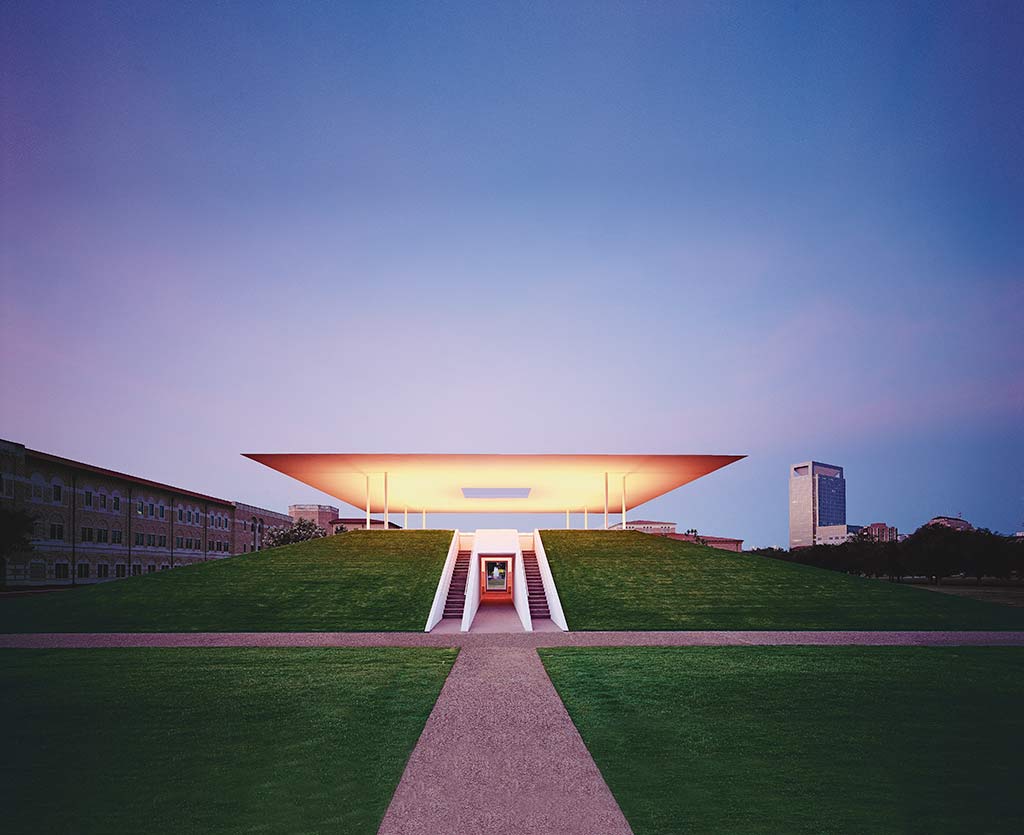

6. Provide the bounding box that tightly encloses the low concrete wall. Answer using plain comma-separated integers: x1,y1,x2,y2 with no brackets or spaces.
424,530,462,633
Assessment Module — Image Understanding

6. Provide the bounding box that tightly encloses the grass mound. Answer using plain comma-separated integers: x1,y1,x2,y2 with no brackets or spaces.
542,530,1024,630
0,530,451,632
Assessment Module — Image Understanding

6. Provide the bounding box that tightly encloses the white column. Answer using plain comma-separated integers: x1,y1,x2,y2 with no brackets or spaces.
365,474,370,530
384,472,389,529
565,509,570,529
584,507,588,529
604,472,609,530
404,507,408,530
621,474,627,530
422,509,426,529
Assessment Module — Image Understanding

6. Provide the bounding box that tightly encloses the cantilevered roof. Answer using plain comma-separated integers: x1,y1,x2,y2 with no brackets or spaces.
243,453,745,514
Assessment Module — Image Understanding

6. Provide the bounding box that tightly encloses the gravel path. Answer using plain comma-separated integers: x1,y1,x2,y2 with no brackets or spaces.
2,630,1024,648
377,647,633,835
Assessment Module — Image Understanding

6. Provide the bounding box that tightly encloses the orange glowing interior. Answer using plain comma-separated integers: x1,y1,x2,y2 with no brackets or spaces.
242,453,745,513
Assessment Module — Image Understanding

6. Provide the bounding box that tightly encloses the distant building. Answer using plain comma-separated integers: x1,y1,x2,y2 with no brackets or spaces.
789,461,846,549
814,524,862,545
610,520,742,551
0,438,291,586
861,521,899,543
925,515,974,532
329,517,402,533
666,532,744,552
609,519,677,535
289,504,340,531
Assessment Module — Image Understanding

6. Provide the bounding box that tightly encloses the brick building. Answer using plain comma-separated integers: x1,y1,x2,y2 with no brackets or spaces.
329,516,403,533
609,519,677,535
0,439,291,586
288,504,340,531
860,521,899,543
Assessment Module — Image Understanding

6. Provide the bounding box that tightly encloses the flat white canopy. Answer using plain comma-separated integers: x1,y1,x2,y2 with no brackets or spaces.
243,453,744,514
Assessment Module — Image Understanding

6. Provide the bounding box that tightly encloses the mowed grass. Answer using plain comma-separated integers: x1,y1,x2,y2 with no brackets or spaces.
0,647,456,835
0,530,450,632
540,646,1024,835
542,531,1024,630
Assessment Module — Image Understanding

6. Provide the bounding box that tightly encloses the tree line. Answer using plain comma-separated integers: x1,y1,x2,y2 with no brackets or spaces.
751,525,1023,583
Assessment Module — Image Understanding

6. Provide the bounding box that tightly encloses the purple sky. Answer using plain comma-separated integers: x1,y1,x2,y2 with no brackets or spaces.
2,2,1022,545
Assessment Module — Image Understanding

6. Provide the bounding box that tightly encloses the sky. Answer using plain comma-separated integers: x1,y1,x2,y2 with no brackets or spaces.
2,1,1022,546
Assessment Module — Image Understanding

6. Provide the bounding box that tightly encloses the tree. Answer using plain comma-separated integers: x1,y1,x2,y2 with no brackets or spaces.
262,518,327,549
0,508,35,560
0,508,35,585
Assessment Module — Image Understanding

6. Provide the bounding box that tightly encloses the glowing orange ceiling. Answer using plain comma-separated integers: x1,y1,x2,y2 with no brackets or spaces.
243,453,745,514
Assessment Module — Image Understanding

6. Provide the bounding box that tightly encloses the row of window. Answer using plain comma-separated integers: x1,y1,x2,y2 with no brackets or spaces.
52,562,173,579
12,480,223,525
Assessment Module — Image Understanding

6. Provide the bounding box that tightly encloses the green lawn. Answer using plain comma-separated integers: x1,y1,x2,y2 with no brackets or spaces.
542,531,1024,629
0,530,450,632
0,647,456,834
540,646,1024,835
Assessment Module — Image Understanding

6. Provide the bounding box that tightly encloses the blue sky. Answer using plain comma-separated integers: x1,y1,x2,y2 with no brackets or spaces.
2,1,1022,544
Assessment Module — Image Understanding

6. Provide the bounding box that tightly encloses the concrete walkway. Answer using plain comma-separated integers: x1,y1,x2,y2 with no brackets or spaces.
3,630,1024,648
377,647,633,835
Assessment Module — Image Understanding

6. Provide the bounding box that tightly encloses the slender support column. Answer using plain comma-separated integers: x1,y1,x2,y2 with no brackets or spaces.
566,509,570,529
621,474,627,530
584,507,588,529
604,472,609,530
422,509,426,529
365,475,370,530
384,472,389,529
404,507,408,530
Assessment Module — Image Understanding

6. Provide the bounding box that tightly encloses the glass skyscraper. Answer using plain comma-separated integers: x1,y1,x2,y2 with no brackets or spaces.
789,461,846,549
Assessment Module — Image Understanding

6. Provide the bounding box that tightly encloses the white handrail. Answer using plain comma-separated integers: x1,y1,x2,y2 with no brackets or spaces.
533,530,569,631
512,537,533,632
460,547,481,632
424,529,461,632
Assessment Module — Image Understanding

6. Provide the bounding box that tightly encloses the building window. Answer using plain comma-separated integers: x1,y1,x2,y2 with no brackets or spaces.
50,523,64,540
131,564,142,576
3,477,13,497
175,536,183,548
99,494,107,509
159,505,165,519
96,563,109,578
52,484,62,503
187,510,193,523
81,527,94,542
85,491,93,507
178,508,183,522
185,537,193,549
148,503,154,517
97,529,109,544
146,534,156,547
116,564,126,578
113,496,120,511
158,535,167,547
77,563,90,578
135,532,144,546
147,565,156,573
137,500,144,515
111,530,123,544
55,563,69,579
160,564,169,571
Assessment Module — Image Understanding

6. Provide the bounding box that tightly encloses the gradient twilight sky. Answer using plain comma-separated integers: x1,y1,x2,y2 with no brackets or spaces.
2,1,1022,545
